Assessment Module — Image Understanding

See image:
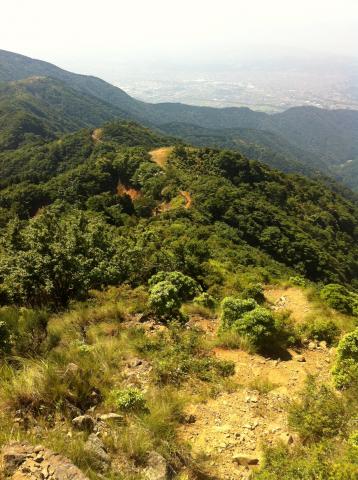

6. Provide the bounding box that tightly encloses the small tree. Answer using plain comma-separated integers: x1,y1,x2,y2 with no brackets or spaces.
148,280,181,319
236,307,277,348
149,271,200,301
220,297,257,331
332,328,358,389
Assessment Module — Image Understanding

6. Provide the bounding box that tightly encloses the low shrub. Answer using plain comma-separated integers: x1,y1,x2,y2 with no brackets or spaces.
332,328,358,389
148,280,182,320
299,316,340,345
220,297,257,331
236,307,278,348
320,284,358,316
193,292,216,309
149,271,200,301
288,377,348,443
110,387,147,412
242,283,265,303
289,275,307,287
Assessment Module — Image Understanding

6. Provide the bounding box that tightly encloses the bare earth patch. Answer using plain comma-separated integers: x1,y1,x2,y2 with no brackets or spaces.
265,286,314,323
149,147,173,168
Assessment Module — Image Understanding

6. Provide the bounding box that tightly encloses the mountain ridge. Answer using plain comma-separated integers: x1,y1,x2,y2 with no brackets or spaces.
1,49,358,189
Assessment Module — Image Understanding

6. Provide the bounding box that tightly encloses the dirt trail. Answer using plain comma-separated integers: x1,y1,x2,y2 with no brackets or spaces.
180,190,192,209
149,146,173,168
117,183,141,201
181,288,333,480
265,286,314,323
91,128,103,143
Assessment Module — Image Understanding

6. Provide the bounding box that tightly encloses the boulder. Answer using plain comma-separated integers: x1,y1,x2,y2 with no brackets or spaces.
1,442,89,480
232,454,259,466
144,451,168,480
98,413,124,423
84,434,110,470
72,415,95,432
2,443,33,476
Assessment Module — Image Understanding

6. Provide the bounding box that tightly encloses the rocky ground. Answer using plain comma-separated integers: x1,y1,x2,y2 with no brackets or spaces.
179,287,334,479
0,287,335,480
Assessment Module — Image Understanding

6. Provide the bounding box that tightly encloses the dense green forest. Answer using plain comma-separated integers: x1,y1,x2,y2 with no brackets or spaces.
0,120,357,308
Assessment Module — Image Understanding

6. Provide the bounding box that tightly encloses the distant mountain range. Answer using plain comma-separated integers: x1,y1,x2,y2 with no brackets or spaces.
1,49,358,190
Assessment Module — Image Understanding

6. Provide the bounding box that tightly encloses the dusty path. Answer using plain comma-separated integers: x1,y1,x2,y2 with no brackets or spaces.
149,146,173,168
117,183,141,200
181,288,333,480
180,190,192,209
265,286,314,323
91,128,103,143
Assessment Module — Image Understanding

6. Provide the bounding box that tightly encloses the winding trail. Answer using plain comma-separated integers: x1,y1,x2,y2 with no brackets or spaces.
180,287,334,480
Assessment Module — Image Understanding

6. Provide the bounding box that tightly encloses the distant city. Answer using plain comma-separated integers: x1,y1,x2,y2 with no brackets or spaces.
114,57,358,112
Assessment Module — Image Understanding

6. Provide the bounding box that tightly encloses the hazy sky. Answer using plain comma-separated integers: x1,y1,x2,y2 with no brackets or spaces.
1,0,357,76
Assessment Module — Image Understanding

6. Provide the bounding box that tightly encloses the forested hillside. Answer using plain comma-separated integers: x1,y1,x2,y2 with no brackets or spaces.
0,120,357,307
0,118,357,480
0,51,358,480
1,49,358,188
0,77,130,150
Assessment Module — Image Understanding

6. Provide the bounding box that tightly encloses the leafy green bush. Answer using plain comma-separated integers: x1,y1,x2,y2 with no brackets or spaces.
332,328,358,389
110,387,147,412
193,292,216,309
349,431,358,449
242,283,265,303
237,307,278,348
288,377,348,442
149,271,200,301
148,280,182,320
220,297,279,349
220,297,257,331
0,320,11,354
320,284,358,316
253,442,358,480
289,275,307,287
299,317,340,345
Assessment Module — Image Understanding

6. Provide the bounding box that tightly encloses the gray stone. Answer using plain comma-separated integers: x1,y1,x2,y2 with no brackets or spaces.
232,454,259,466
72,415,95,432
144,451,168,480
84,434,110,470
98,413,124,423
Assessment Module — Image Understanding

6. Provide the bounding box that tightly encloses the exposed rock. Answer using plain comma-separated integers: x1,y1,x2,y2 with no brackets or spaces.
1,442,89,480
279,432,294,446
72,415,95,432
295,355,306,362
2,443,32,476
84,434,110,470
144,451,168,480
232,454,259,466
64,363,80,376
179,413,196,424
98,413,124,423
